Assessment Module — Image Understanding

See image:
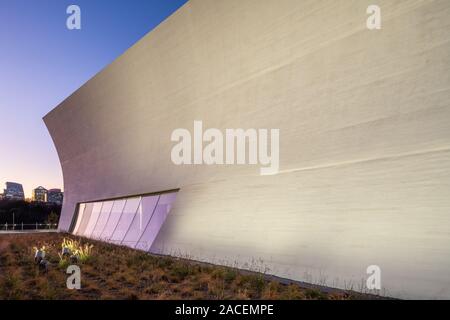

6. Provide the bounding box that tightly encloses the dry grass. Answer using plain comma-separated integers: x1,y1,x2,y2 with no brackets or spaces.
0,233,365,300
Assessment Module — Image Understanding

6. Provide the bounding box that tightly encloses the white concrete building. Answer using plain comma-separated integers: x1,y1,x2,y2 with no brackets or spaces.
44,0,450,299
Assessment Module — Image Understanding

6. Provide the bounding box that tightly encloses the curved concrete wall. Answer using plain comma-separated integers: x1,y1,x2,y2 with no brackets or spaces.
44,0,450,299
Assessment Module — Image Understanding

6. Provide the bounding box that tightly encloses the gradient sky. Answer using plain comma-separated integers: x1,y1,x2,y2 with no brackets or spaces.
0,0,187,198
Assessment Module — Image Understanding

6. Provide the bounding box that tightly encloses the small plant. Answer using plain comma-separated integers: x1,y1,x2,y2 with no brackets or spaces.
281,284,306,300
212,267,237,283
304,288,328,300
58,238,94,265
76,243,94,263
57,253,70,269
170,262,191,280
238,274,266,295
61,238,76,255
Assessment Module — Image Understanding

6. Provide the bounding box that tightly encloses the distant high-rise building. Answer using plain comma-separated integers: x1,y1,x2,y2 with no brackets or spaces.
3,182,25,201
32,186,48,202
47,189,63,205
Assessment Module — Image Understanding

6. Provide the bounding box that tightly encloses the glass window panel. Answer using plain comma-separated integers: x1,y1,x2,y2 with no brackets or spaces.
122,195,159,248
100,200,126,241
137,193,177,252
110,197,141,244
72,203,85,234
76,203,94,236
72,192,177,249
83,202,103,237
91,201,114,239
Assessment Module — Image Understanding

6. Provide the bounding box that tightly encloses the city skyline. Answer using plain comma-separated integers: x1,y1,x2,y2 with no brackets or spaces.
0,0,187,198
0,180,63,202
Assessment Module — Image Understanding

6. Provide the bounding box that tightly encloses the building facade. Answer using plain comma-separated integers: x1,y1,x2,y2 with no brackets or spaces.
44,0,450,299
32,186,48,202
3,182,25,201
47,189,64,205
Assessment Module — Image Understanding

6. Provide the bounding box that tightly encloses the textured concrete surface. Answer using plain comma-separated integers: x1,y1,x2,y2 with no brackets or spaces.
44,0,450,299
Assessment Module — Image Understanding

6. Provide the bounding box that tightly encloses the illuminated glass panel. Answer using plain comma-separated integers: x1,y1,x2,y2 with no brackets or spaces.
100,200,126,240
76,203,93,235
140,193,177,252
122,195,159,248
91,201,114,239
72,203,85,234
72,192,177,251
110,197,141,244
83,202,103,237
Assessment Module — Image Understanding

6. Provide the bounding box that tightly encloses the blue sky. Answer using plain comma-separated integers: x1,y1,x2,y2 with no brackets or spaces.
0,0,187,197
